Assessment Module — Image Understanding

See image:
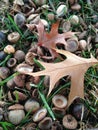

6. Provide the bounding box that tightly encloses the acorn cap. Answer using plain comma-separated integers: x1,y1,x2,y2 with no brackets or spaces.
63,114,78,129
7,58,17,68
52,107,66,117
16,63,33,74
33,108,47,122
52,94,67,109
8,104,24,110
38,117,52,130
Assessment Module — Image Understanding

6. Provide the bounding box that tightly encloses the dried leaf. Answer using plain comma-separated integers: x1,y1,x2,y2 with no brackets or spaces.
27,21,74,58
17,49,98,106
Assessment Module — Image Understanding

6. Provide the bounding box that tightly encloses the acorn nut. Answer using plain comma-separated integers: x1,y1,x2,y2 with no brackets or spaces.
65,37,79,52
34,0,47,6
24,99,40,113
8,104,25,125
14,13,26,27
0,31,6,44
0,51,6,61
79,40,87,50
63,114,78,129
8,32,20,43
56,5,67,17
69,15,79,25
52,94,67,109
4,45,15,54
0,67,10,79
14,50,25,62
71,103,88,120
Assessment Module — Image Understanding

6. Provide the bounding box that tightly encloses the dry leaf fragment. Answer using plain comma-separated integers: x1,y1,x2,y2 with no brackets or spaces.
17,49,98,106
27,21,75,58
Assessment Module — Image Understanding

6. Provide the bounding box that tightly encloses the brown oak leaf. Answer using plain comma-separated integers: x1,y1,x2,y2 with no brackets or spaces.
17,49,98,106
27,21,75,58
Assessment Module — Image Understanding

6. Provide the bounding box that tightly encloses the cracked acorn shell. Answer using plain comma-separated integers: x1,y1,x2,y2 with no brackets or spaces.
63,114,78,129
4,45,15,54
24,99,40,113
33,108,47,122
8,104,25,125
52,94,67,109
25,52,35,65
8,32,20,43
56,4,67,17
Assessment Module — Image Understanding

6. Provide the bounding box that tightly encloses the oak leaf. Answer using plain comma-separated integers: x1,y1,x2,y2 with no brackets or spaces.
17,49,98,106
27,21,74,58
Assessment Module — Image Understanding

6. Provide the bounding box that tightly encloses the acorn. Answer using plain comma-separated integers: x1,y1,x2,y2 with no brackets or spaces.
0,107,3,121
52,94,67,109
25,52,35,65
0,31,6,44
52,107,66,118
4,45,15,54
47,13,55,21
60,20,71,33
68,0,75,5
7,78,15,89
13,0,24,6
38,117,52,130
33,108,47,122
71,3,81,11
56,5,67,17
24,99,40,114
0,67,10,79
24,123,37,130
52,120,63,130
65,37,79,52
8,104,25,125
0,127,3,130
14,50,25,62
69,15,79,25
63,114,78,129
79,40,87,50
7,58,17,68
13,90,27,101
71,103,88,120
0,51,6,61
34,0,47,6
40,19,49,27
13,74,25,88
8,32,20,43
14,13,26,27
